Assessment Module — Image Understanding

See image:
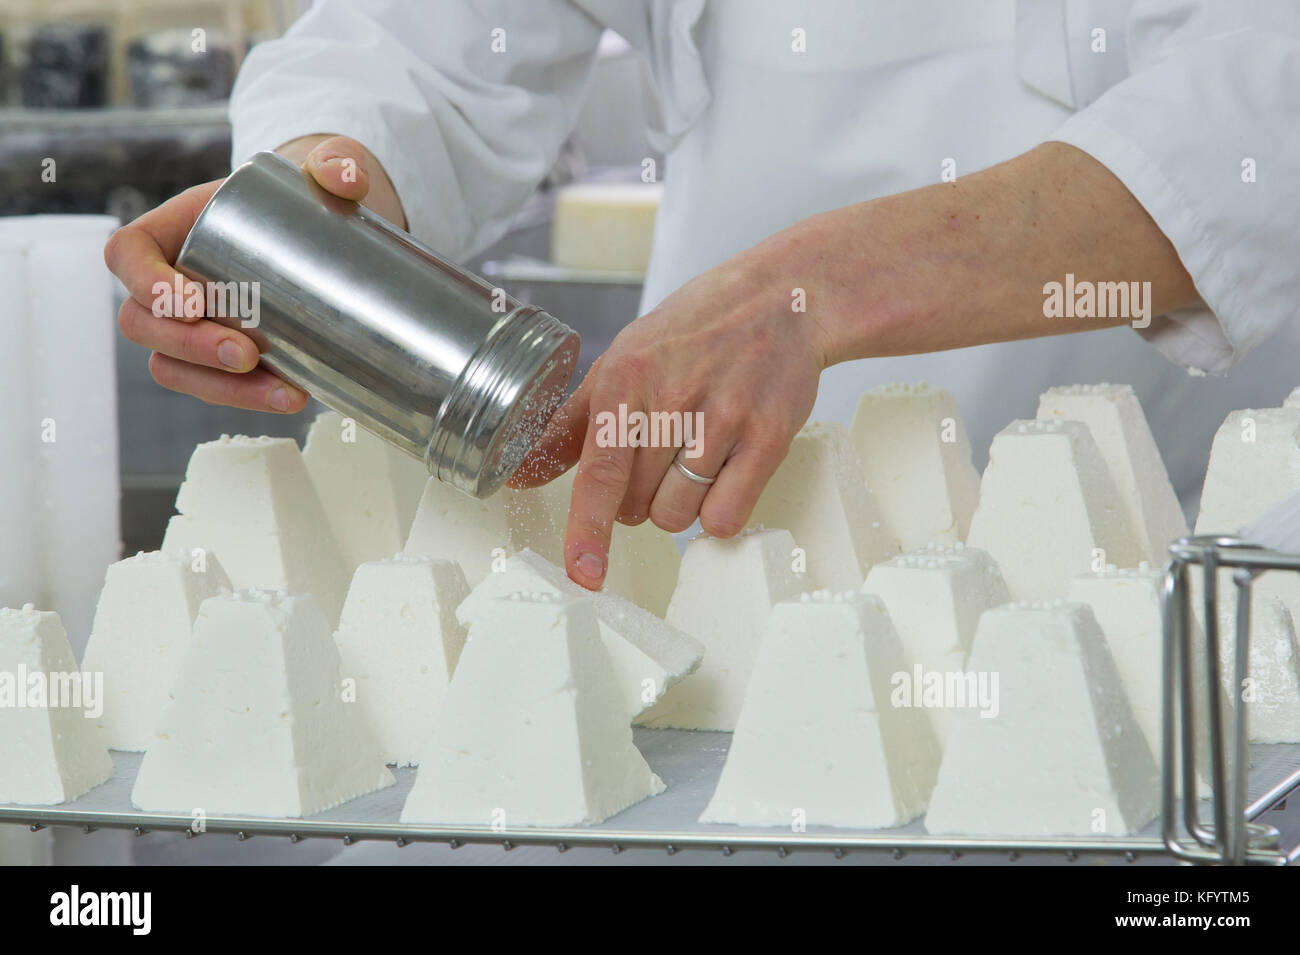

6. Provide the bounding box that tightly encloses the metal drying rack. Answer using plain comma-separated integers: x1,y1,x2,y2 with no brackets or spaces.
3,539,1300,864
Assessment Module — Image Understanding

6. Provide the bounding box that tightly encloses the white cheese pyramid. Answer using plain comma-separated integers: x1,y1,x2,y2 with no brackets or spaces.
924,602,1159,836
1283,386,1300,408
505,467,680,617
700,591,939,828
639,528,807,731
80,550,232,751
302,411,427,575
0,605,112,804
131,591,395,817
401,592,665,826
160,435,350,625
862,543,1009,749
848,382,981,551
966,419,1145,601
404,476,511,587
1068,566,1226,789
749,422,897,591
1194,405,1300,742
1037,384,1187,565
456,549,702,720
334,555,470,765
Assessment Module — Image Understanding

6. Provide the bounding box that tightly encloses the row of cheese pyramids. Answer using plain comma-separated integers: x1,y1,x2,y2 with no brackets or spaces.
6,382,1300,835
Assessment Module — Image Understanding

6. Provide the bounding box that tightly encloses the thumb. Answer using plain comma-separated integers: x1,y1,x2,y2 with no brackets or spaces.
302,135,370,202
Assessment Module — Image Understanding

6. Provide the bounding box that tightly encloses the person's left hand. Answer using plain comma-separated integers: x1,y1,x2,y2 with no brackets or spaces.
509,240,829,592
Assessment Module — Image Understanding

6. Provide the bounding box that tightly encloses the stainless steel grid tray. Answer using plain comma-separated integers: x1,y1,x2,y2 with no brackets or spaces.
3,729,1298,861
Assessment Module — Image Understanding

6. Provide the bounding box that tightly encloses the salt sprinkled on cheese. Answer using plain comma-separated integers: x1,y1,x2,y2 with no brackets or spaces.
1194,404,1300,742
160,435,350,625
0,606,112,804
401,593,664,826
505,467,680,617
700,591,938,828
334,556,470,766
848,382,981,551
1068,566,1224,790
131,590,394,817
80,550,232,751
302,411,427,576
404,476,510,587
639,528,806,731
749,422,898,591
966,419,1145,600
863,544,1009,749
924,602,1158,836
1037,384,1186,565
456,549,702,720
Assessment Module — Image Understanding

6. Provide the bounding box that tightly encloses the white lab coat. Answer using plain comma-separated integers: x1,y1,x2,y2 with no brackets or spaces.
229,0,1300,504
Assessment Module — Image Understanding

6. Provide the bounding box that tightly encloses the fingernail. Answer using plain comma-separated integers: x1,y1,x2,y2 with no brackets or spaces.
576,551,605,581
217,340,244,369
269,387,291,412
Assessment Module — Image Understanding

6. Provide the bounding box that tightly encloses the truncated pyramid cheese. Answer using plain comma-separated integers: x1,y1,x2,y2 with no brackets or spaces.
401,592,665,826
80,550,232,751
1213,595,1300,744
862,543,1009,748
1037,384,1187,564
966,420,1145,601
334,555,470,765
1195,405,1300,742
550,182,661,273
924,602,1159,836
848,382,980,551
160,435,350,625
505,467,680,617
1068,566,1224,788
404,476,510,587
131,591,394,817
700,591,939,828
639,528,807,730
457,549,702,719
1284,386,1300,408
302,411,428,575
0,605,112,804
749,422,897,591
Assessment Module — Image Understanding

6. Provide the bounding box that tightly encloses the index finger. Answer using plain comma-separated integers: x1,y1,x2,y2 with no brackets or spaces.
103,180,220,313
564,387,641,590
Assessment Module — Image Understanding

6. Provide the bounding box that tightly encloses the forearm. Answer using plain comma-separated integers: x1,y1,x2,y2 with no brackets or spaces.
759,142,1198,368
275,134,408,229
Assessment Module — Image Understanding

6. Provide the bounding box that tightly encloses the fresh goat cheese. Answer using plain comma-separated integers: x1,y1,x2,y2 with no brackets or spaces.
505,467,680,617
862,543,1009,749
749,422,898,591
848,382,981,552
302,411,427,576
334,555,470,766
0,605,112,804
700,591,939,828
80,550,231,751
404,476,511,587
401,592,665,826
457,549,702,720
966,420,1145,600
638,528,807,731
131,590,394,817
924,602,1159,836
1037,384,1187,565
161,435,350,625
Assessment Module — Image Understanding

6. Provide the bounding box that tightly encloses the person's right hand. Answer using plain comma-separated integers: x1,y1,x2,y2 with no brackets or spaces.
105,135,382,412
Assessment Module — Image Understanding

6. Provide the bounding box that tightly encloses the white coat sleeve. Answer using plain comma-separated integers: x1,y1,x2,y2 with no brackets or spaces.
1048,1,1300,373
228,0,604,260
